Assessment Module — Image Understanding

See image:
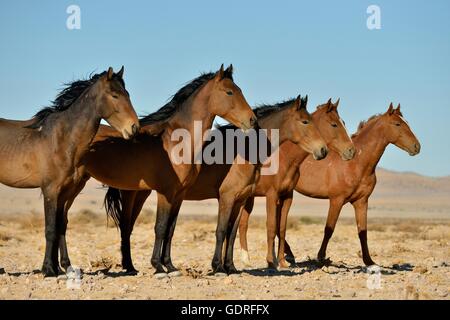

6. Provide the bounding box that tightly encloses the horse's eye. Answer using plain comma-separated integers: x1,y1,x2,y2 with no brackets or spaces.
226,91,233,96
112,94,119,99
331,123,338,128
302,120,309,125
395,123,401,127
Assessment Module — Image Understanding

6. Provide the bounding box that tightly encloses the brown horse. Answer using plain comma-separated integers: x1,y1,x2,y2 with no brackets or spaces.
0,67,139,276
68,65,256,278
238,99,355,269
241,103,421,267
107,95,329,275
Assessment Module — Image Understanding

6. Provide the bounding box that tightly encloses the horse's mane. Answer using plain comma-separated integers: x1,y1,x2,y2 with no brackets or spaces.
27,71,125,129
215,97,304,131
351,114,383,138
140,69,233,127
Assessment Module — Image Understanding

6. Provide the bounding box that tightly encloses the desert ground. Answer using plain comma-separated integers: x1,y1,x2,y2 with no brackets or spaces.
0,169,449,300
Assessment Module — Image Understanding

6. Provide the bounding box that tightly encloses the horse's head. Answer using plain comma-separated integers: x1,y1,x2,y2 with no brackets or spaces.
312,98,355,160
284,95,328,160
96,66,139,140
382,103,421,156
208,64,257,131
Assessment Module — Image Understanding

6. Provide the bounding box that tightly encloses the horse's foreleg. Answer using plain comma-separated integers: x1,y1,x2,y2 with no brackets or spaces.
161,199,182,276
224,202,244,274
58,179,89,272
352,198,375,266
265,192,279,270
277,193,293,269
317,198,344,262
212,195,235,275
238,197,254,267
42,190,62,277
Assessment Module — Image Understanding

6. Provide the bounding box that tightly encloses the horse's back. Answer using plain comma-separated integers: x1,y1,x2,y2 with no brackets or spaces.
0,118,42,188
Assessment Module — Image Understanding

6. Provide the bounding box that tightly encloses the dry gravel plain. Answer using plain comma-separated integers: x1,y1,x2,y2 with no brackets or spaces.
0,209,448,300
1,169,449,300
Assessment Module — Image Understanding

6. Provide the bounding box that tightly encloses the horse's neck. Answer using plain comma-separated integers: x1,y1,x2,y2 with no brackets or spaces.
353,120,389,176
257,112,289,145
161,81,215,180
55,92,101,162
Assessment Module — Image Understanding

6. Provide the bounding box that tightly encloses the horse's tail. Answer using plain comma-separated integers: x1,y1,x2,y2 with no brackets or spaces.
104,187,123,228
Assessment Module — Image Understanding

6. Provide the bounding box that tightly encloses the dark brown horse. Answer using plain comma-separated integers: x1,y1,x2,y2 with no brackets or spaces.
238,99,355,269
107,95,329,275
240,103,421,267
63,65,257,278
0,67,139,276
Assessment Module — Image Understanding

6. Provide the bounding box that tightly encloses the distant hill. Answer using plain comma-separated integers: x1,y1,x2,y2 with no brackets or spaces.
0,168,449,218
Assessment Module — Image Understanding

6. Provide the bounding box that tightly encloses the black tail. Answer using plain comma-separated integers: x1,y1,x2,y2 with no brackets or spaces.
104,187,123,228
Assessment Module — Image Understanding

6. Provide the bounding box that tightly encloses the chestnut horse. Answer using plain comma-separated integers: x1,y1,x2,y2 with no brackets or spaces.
296,103,420,266
107,95,329,275
0,67,139,276
241,103,420,267
238,99,355,269
69,65,256,278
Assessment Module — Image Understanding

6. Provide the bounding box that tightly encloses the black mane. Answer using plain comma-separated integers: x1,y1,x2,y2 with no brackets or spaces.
27,71,125,129
216,98,302,131
140,69,233,126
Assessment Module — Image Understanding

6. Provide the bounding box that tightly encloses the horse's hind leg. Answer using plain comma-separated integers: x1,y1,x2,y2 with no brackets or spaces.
238,197,254,267
161,200,182,276
119,190,138,273
119,189,152,274
151,193,174,278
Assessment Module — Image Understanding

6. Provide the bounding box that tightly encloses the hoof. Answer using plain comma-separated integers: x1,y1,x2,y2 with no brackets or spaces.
267,262,278,271
41,264,58,277
125,269,139,276
154,272,169,279
214,272,227,278
226,266,239,275
240,249,252,267
168,270,182,278
285,255,296,265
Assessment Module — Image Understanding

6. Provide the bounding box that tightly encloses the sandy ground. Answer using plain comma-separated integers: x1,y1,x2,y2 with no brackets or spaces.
0,209,448,300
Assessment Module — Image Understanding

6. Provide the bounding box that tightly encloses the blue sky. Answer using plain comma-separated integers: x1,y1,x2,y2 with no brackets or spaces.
0,0,449,177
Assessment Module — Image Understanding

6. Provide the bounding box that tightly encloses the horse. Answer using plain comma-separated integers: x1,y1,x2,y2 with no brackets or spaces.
64,64,257,278
106,95,329,275
295,103,420,266
0,67,139,276
241,103,420,267
238,99,355,269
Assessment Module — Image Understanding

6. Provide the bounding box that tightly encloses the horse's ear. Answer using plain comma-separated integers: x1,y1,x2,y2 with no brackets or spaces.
387,102,394,115
396,103,401,112
293,95,302,110
215,64,225,82
326,98,333,112
107,67,114,80
300,95,308,110
117,66,124,78
334,98,340,108
225,64,233,75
